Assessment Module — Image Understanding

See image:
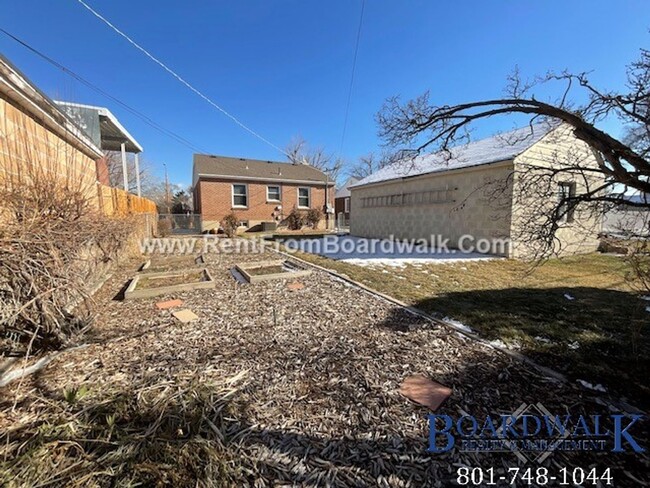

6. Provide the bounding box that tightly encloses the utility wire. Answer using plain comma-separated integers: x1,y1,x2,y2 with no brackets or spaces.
0,27,206,153
338,0,365,157
75,0,289,158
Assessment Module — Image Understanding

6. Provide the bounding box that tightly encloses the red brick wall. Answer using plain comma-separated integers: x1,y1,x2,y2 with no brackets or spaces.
197,178,335,229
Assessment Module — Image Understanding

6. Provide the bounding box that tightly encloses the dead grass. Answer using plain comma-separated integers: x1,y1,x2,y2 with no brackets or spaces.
292,251,650,407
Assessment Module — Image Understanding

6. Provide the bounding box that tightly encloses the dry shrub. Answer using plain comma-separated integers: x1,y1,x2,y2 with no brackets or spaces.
285,208,305,230
0,142,134,353
305,208,322,229
157,216,172,237
221,212,239,237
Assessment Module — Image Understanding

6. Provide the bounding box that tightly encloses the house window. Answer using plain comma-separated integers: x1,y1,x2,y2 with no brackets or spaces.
344,197,350,213
267,185,281,202
232,184,248,208
557,182,576,223
298,187,310,208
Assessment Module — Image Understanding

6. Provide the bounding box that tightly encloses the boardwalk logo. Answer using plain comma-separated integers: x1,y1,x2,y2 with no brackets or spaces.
428,403,645,463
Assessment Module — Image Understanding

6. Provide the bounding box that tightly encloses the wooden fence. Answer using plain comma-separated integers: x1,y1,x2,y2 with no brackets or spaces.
97,184,157,217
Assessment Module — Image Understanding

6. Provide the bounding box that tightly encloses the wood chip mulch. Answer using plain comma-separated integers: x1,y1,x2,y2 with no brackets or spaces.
1,247,648,487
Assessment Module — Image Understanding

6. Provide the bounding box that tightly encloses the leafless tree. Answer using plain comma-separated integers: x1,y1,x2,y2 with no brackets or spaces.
103,151,161,196
285,136,344,182
349,151,394,179
377,44,650,277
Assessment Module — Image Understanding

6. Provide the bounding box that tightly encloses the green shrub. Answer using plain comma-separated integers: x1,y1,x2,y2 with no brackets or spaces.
221,213,239,237
305,208,322,229
285,208,305,231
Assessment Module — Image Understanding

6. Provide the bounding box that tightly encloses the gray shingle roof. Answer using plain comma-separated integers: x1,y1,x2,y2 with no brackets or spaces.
335,177,360,199
352,123,555,188
193,154,334,185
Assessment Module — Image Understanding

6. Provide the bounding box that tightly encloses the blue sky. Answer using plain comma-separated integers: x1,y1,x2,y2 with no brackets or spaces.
1,1,648,186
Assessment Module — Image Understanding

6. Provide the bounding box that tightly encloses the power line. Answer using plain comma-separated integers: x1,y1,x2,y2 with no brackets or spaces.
75,0,289,158
0,27,206,153
338,0,365,157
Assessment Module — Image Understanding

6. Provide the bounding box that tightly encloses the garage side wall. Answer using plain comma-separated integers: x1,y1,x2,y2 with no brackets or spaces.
510,125,604,258
350,162,515,256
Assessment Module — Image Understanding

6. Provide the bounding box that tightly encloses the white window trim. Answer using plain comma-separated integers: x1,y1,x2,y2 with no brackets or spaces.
266,185,281,202
231,183,248,208
344,197,350,213
297,186,311,209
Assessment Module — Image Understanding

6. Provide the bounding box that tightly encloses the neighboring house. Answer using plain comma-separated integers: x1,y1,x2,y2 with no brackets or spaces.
192,154,335,232
350,123,604,258
335,176,359,226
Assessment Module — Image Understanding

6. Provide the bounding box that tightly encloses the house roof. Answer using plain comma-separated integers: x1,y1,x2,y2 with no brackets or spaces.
54,101,143,153
0,54,103,160
352,123,556,188
335,177,360,198
193,154,335,185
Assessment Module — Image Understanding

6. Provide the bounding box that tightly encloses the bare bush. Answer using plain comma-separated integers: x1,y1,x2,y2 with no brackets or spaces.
285,208,305,231
305,208,322,229
0,129,134,353
221,212,239,237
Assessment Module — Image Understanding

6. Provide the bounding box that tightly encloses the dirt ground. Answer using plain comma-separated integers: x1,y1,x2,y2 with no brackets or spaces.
1,246,648,487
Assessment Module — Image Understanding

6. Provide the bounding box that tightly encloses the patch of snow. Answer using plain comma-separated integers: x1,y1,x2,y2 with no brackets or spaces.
646,306,650,313
564,293,575,301
577,379,607,393
489,339,508,348
640,295,650,301
534,336,551,344
443,317,473,334
568,341,580,350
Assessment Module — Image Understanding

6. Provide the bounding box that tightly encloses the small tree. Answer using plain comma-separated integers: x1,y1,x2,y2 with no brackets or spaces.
221,212,239,237
305,208,323,229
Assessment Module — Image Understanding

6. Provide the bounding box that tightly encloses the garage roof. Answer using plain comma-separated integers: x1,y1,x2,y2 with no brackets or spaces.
352,123,555,188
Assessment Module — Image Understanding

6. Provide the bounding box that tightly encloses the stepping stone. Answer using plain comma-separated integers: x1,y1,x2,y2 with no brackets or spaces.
156,299,183,309
399,375,452,412
172,309,199,323
287,281,305,291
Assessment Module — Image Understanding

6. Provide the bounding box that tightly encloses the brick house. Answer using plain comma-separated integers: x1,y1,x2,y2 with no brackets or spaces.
334,176,359,227
192,154,335,232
